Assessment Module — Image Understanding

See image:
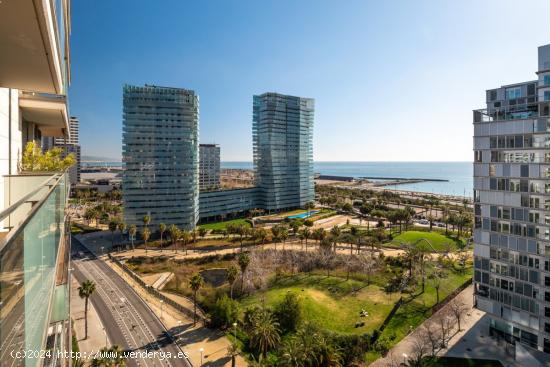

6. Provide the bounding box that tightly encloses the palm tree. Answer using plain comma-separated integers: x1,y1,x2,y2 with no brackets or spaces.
255,227,268,249
142,215,151,229
238,253,251,295
142,227,151,254
280,226,289,250
300,227,311,252
108,220,118,248
248,309,280,358
330,225,341,252
117,221,126,244
180,230,191,255
78,280,96,339
128,224,137,251
236,224,248,252
168,224,179,252
226,265,239,299
305,201,315,217
313,228,326,249
158,223,166,251
198,227,207,239
189,273,204,326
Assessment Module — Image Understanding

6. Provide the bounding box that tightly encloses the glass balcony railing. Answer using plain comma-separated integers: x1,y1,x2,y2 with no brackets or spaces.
0,172,70,367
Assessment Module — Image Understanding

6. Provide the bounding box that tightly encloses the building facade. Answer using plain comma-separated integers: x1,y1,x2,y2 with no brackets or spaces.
0,0,73,365
199,144,220,191
199,187,259,220
54,116,81,184
473,44,550,357
122,84,199,230
253,93,315,211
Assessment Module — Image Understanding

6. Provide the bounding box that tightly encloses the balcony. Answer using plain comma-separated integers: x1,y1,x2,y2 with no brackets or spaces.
0,0,70,94
0,172,70,366
19,91,69,137
473,108,539,123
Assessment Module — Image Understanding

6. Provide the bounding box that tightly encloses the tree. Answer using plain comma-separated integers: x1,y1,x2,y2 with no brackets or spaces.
142,215,151,229
305,201,315,217
189,273,204,326
427,214,435,232
168,224,179,252
108,220,118,248
280,226,289,250
430,269,446,304
128,225,137,251
300,227,311,252
141,227,151,254
158,223,166,251
226,265,239,299
78,280,96,339
180,229,191,255
313,228,326,249
274,292,302,333
238,253,251,294
211,294,240,328
449,298,469,331
247,308,280,358
198,227,208,239
90,345,126,367
330,225,341,252
117,221,126,244
236,224,249,252
20,141,75,172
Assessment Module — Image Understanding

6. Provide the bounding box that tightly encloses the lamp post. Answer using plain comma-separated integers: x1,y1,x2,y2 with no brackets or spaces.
160,300,164,320
232,322,237,341
199,347,204,366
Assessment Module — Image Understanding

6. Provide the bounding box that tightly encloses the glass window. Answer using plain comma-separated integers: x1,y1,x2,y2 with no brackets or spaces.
544,75,550,86
506,87,522,100
545,90,550,101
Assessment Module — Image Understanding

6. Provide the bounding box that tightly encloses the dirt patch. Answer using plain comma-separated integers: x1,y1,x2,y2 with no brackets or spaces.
199,268,227,287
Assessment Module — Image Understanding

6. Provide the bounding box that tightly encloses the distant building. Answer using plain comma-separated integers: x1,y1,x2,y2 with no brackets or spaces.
54,116,80,184
199,144,220,191
473,44,550,358
253,92,315,211
122,84,199,230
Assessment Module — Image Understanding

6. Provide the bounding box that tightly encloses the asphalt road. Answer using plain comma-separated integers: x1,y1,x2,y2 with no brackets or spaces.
72,237,192,367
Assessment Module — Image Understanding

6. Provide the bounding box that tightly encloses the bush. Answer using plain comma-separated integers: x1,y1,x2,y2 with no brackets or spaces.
274,292,302,333
210,294,240,328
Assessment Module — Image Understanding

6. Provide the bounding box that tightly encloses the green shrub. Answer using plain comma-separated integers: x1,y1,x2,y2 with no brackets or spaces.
274,292,302,333
210,294,240,328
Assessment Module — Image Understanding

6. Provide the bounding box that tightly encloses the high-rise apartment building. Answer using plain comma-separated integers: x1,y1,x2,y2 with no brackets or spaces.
473,44,550,358
0,0,73,365
55,116,81,184
199,144,220,191
253,93,315,211
122,84,199,230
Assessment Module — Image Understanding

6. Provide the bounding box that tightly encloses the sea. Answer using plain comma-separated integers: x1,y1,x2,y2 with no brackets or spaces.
82,161,473,198
221,161,473,198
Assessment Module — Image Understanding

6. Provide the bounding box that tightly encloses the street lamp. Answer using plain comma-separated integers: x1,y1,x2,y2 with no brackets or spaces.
199,347,204,366
160,300,164,320
232,322,237,341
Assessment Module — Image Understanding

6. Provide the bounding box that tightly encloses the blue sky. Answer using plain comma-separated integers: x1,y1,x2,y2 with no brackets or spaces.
70,0,550,161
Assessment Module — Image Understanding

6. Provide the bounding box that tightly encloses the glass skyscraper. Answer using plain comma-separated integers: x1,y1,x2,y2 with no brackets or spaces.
122,84,199,230
253,92,315,211
473,44,550,358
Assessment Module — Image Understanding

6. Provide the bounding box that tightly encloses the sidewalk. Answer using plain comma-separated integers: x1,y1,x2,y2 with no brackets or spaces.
105,257,246,367
70,276,110,359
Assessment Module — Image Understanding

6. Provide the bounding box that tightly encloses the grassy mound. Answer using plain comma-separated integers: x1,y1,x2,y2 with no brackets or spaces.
391,231,462,251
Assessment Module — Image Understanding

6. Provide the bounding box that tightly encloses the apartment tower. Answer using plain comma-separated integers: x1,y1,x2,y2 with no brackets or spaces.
473,44,550,358
199,144,220,191
122,84,199,230
253,93,315,211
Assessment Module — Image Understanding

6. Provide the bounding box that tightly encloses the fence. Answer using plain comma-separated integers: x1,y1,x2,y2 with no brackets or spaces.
431,277,472,313
108,254,207,324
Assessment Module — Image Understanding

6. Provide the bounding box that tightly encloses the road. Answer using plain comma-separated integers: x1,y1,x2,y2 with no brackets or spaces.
72,237,192,367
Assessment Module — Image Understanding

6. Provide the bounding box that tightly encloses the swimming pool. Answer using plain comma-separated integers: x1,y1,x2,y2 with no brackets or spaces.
287,210,319,219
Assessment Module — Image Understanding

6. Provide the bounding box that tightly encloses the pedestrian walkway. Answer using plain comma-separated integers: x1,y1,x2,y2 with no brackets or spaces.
70,277,110,359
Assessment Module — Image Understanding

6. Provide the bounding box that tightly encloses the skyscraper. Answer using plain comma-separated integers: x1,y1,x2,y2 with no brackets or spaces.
253,92,315,211
473,44,550,357
199,144,220,191
122,84,199,230
54,116,81,184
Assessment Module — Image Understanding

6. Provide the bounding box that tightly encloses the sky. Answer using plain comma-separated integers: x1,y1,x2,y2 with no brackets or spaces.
70,0,550,162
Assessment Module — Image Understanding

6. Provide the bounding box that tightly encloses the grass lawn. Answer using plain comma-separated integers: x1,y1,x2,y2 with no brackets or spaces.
240,275,395,335
199,218,251,231
378,267,472,343
389,230,464,251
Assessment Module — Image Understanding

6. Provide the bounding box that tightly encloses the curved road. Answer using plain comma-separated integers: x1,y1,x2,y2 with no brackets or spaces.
72,237,192,367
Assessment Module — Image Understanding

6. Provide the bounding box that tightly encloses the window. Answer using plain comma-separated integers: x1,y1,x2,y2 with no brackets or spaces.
506,87,522,100
545,90,550,101
474,150,482,163
521,165,529,177
544,75,550,86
